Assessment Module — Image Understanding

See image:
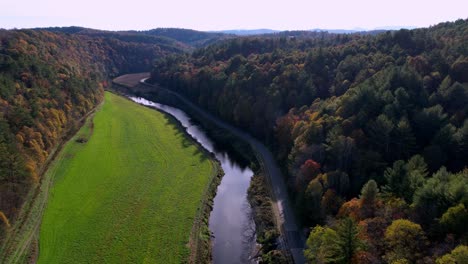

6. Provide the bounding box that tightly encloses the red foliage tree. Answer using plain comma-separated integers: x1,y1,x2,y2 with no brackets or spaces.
296,159,321,191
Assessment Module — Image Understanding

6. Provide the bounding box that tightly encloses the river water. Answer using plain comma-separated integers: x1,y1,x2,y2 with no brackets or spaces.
130,97,256,264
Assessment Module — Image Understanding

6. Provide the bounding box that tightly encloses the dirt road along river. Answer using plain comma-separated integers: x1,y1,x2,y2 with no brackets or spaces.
138,77,306,264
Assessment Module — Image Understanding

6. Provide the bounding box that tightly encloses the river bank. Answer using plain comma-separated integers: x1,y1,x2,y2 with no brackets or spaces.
130,97,258,263
113,73,305,263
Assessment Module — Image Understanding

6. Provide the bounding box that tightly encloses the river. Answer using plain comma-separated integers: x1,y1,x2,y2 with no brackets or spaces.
130,97,256,264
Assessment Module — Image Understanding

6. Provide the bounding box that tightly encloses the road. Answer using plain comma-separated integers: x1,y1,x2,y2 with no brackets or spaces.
138,77,306,264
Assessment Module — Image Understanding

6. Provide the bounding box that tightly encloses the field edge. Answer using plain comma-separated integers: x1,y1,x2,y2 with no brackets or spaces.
0,101,102,264
111,91,225,264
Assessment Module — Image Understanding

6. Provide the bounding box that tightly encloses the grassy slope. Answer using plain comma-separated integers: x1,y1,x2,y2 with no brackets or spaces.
37,92,215,263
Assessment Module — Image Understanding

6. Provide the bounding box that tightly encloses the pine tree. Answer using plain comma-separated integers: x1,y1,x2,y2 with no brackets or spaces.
360,180,379,218
336,218,364,264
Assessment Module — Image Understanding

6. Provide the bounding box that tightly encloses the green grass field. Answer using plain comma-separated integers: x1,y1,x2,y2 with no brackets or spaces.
37,92,215,263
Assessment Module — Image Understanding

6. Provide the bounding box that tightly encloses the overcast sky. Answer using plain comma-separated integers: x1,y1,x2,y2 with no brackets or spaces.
1,0,467,31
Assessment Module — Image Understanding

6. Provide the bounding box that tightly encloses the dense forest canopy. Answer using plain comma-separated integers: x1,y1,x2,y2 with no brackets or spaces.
150,19,468,263
0,28,184,238
143,28,230,47
35,26,230,50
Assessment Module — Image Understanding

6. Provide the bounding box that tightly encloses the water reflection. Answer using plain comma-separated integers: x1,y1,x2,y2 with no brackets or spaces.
130,97,256,264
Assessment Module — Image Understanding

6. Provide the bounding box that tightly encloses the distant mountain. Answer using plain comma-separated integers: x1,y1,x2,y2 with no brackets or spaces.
310,26,416,33
374,25,417,30
213,29,280,35
212,26,417,36
309,28,360,34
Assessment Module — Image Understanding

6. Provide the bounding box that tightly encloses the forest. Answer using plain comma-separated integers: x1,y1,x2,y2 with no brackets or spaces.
0,28,185,240
150,19,468,263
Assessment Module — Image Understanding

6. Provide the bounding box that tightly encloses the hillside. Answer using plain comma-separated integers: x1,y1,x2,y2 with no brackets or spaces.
143,28,230,47
149,19,468,262
0,28,182,240
36,26,230,49
36,27,189,51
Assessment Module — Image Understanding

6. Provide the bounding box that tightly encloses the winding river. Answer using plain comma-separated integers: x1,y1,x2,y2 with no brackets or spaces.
130,97,256,264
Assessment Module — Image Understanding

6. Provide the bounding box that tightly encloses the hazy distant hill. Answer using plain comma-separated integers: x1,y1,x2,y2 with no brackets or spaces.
214,26,416,36
311,29,357,34
310,26,416,34
214,29,280,35
374,25,417,30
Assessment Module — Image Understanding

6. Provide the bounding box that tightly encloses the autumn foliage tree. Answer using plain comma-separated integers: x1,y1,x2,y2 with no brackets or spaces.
305,225,341,264
384,219,428,263
297,159,321,190
436,245,468,264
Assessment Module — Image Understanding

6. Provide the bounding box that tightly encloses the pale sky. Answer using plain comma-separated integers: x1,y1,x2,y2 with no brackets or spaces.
1,0,467,31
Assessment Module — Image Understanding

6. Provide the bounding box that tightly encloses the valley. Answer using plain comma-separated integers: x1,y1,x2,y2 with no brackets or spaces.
126,73,306,263
0,17,467,264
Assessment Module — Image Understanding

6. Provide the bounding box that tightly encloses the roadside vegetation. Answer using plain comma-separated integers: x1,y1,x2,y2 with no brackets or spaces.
37,92,217,263
140,87,285,262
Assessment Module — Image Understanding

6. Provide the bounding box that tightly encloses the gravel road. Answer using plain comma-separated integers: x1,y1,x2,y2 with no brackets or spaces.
139,77,306,264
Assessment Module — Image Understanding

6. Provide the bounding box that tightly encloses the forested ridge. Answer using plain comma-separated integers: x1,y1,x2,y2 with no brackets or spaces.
150,19,468,263
0,28,182,239
36,26,230,50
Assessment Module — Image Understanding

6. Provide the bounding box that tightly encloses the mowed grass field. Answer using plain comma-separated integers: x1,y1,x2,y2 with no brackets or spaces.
38,92,215,263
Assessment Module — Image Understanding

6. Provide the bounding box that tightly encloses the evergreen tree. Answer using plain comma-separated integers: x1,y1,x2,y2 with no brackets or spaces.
383,160,410,200
336,218,364,264
360,179,379,218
